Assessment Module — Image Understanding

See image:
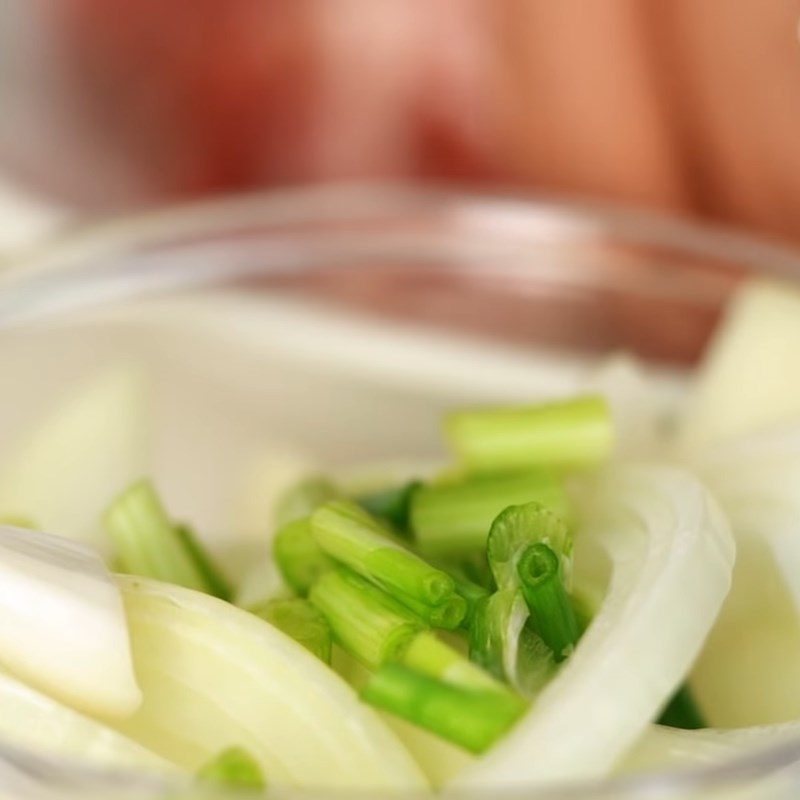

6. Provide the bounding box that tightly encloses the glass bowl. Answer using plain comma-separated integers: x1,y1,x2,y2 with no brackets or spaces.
1,185,800,799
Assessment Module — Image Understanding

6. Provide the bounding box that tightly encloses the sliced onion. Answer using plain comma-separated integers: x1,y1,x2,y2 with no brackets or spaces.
0,526,141,719
0,668,172,774
0,367,149,549
447,465,735,790
622,722,800,774
689,425,800,724
679,280,800,452
112,576,428,791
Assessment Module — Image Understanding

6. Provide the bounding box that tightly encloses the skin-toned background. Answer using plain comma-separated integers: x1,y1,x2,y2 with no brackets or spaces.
5,1,800,242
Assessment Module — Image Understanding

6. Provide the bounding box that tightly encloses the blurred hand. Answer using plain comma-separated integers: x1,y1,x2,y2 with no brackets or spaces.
53,1,800,239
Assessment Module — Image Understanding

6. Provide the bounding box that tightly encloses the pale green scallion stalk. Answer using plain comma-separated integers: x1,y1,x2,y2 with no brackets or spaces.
516,543,579,662
311,500,463,624
445,394,613,472
105,479,228,598
273,517,334,596
251,598,332,663
410,470,571,557
308,567,423,668
361,664,526,754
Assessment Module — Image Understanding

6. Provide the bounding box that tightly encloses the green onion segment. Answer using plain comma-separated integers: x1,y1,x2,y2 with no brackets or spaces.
445,395,613,472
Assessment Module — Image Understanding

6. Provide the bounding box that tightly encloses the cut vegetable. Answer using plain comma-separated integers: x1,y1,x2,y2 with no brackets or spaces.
0,667,172,774
197,746,266,790
469,588,555,695
517,543,579,662
113,576,427,790
448,465,735,789
689,424,800,725
312,500,456,609
0,525,141,719
680,280,800,451
274,476,341,528
411,470,571,557
309,567,423,668
105,480,225,597
445,395,612,472
251,598,332,663
621,721,800,774
0,367,149,549
274,517,334,596
356,480,421,535
399,631,504,693
361,663,526,754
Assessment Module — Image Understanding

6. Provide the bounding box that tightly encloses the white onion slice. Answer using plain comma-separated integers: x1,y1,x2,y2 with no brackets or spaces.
112,576,428,791
622,722,800,774
0,526,141,719
0,367,149,548
0,668,171,774
447,465,735,790
680,280,800,451
689,425,800,724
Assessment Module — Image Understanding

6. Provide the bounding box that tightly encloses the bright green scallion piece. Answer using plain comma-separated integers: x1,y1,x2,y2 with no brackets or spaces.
273,476,341,528
410,470,571,557
174,524,232,602
196,746,266,790
273,517,334,596
400,631,503,693
361,663,527,754
516,543,579,662
251,598,332,663
311,500,457,609
356,480,421,536
657,684,707,730
104,479,226,597
486,501,572,590
445,394,613,473
468,589,555,696
308,567,423,668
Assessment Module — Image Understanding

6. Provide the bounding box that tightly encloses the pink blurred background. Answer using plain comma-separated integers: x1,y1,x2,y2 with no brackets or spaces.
2,1,800,242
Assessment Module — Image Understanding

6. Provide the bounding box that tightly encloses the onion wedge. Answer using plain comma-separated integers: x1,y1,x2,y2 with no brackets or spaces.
0,525,141,719
0,668,171,774
690,425,800,724
622,721,800,774
0,367,149,548
112,576,428,791
447,465,735,789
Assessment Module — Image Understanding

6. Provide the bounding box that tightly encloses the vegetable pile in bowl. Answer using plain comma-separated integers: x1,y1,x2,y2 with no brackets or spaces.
2,279,800,795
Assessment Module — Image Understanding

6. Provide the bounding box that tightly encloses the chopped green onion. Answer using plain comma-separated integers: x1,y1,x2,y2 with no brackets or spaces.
174,524,232,602
410,470,571,557
361,663,526,754
487,501,572,589
196,746,266,790
356,481,421,536
274,476,341,527
308,567,423,668
389,588,467,630
451,576,490,628
104,479,220,596
401,631,502,693
469,590,555,696
657,684,707,730
273,517,334,595
445,394,613,472
251,598,332,663
312,500,456,607
517,543,579,661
